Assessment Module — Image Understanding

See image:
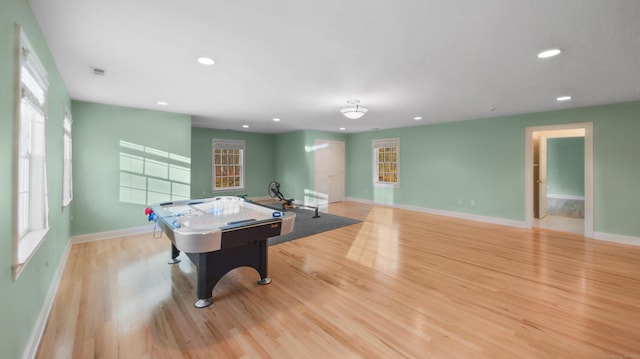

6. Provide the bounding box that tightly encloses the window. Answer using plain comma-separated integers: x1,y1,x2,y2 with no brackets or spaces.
13,26,50,278
212,139,245,191
373,138,400,186
62,110,73,206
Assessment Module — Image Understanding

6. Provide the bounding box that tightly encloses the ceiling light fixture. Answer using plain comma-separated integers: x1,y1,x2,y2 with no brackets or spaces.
339,127,346,131
414,116,422,121
273,118,281,122
537,49,562,59
197,57,215,65
340,99,368,119
242,124,249,128
556,96,572,102
156,101,168,106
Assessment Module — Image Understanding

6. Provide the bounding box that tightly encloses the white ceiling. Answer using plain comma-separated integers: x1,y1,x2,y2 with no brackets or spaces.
29,0,640,134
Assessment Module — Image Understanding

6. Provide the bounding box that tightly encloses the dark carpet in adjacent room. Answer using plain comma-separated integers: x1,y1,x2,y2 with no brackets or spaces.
262,203,361,246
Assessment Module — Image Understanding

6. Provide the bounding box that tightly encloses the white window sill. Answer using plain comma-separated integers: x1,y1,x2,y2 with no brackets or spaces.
374,182,400,188
212,188,245,192
14,228,49,279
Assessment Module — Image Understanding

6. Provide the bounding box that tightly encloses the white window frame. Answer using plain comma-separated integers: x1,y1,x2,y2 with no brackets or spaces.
13,25,50,279
62,109,73,207
212,139,245,191
372,137,400,187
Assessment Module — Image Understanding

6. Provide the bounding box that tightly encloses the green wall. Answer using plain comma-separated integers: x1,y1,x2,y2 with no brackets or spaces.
547,137,585,196
346,119,523,218
346,101,640,237
591,104,640,236
273,131,306,201
274,130,347,202
1,1,72,358
190,128,346,202
190,128,276,198
71,101,191,235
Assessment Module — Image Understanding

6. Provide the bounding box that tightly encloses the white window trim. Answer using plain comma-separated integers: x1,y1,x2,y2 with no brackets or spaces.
212,139,246,192
372,137,400,188
13,24,50,279
62,109,73,207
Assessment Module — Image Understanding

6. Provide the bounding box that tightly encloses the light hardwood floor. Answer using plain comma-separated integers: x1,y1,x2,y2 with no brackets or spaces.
37,202,640,358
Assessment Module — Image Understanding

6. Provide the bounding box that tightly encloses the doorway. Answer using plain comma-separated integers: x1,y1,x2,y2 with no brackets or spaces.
525,123,593,237
313,140,345,206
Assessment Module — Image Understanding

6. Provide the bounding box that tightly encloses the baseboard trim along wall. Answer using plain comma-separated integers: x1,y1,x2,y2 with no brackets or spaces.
546,194,585,200
71,224,154,244
70,199,640,248
23,240,72,359
593,232,640,246
247,196,273,202
345,197,527,229
346,197,640,246
70,196,272,244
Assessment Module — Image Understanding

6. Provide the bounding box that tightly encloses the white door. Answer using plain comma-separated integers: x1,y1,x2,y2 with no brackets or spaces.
314,140,345,205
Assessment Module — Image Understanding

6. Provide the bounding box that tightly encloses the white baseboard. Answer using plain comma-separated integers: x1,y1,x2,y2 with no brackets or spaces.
546,194,585,200
248,195,273,202
71,224,154,244
70,196,271,245
345,197,527,228
72,196,271,244
345,197,640,247
22,239,72,359
593,232,640,246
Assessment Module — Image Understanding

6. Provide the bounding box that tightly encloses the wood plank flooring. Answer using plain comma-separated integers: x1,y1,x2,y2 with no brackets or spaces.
36,202,640,358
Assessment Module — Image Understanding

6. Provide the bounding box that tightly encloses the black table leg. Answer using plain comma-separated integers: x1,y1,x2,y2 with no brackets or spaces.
188,241,271,308
168,243,181,264
256,240,271,285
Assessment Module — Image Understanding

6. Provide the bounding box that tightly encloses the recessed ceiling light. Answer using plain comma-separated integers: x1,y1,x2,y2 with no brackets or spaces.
413,116,422,121
537,49,562,59
156,101,168,106
197,57,215,65
556,96,572,102
272,118,281,122
339,127,346,131
242,125,249,128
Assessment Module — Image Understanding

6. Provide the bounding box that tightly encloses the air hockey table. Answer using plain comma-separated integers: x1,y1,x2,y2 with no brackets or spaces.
147,196,295,308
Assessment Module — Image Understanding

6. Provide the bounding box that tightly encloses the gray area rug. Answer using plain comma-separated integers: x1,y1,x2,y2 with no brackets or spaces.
261,203,362,246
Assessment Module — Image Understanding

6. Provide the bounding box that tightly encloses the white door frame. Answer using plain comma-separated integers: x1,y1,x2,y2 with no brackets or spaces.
525,122,593,238
537,135,548,219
